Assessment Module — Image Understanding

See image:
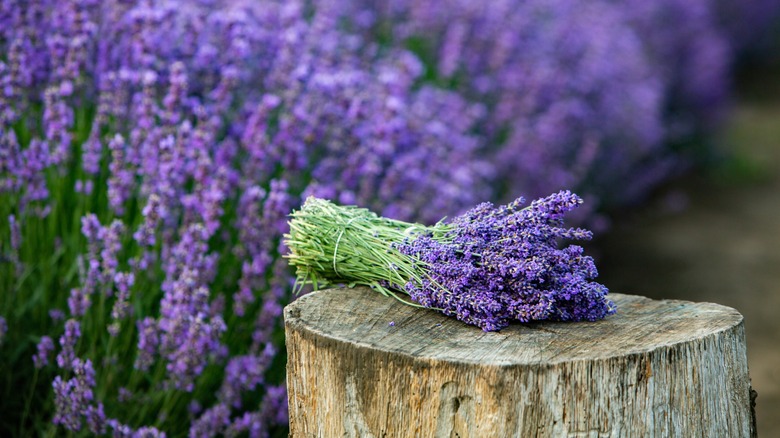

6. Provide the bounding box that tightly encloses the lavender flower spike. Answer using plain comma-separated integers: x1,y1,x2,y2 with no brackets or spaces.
286,193,616,331
34,336,55,369
0,316,6,346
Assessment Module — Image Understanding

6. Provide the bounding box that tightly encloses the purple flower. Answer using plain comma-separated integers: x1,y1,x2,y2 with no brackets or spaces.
106,420,167,438
109,271,135,336
134,194,165,247
111,272,135,320
56,319,81,370
135,317,159,372
34,336,56,368
43,85,74,165
252,294,282,350
49,308,66,322
101,220,126,288
117,387,133,403
68,287,91,318
218,345,275,408
81,214,104,243
0,128,22,192
6,214,22,274
74,179,94,195
224,412,265,438
85,403,107,435
82,135,103,175
397,191,616,331
190,403,231,438
134,426,167,438
261,384,289,427
0,316,6,345
19,139,52,212
156,225,227,391
8,214,20,250
107,134,135,214
52,358,98,432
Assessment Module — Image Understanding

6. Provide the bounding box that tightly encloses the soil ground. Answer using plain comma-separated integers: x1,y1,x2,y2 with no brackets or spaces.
593,71,780,435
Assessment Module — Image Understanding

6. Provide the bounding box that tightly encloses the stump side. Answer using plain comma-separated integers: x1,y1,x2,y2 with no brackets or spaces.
285,287,754,437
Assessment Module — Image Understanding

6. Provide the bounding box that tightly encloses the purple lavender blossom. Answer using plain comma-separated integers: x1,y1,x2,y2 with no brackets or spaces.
43,85,74,166
52,377,82,431
49,308,66,322
6,214,23,274
134,317,159,372
99,220,126,288
0,316,6,345
81,214,104,243
260,384,289,427
19,139,52,212
117,387,133,403
107,134,135,214
133,194,165,247
218,344,276,409
156,224,226,391
34,336,56,368
85,402,107,435
52,358,99,432
111,272,135,321
70,226,103,309
82,134,103,176
189,403,231,438
133,426,167,438
68,287,91,318
397,191,616,331
8,214,20,250
108,271,135,336
105,419,167,437
74,179,94,195
0,128,22,192
224,412,265,438
56,319,81,370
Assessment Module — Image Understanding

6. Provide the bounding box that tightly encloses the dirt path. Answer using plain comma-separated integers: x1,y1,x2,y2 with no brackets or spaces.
593,100,780,435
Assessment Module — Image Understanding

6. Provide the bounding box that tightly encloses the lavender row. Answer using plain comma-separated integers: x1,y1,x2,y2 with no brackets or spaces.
324,0,735,219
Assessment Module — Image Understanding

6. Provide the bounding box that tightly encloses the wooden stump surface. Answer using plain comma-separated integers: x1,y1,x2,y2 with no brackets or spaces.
285,287,755,437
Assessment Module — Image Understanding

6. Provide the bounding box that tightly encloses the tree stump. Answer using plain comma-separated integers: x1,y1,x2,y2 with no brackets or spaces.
284,287,755,437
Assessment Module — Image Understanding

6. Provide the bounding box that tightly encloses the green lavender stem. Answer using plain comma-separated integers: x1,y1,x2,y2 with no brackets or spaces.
285,197,451,302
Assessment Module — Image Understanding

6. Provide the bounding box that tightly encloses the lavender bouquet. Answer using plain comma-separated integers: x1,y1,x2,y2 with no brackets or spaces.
286,191,616,331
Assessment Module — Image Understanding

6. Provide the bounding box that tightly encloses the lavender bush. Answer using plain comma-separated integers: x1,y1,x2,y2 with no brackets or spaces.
615,0,731,143
0,0,485,435
324,0,735,215
323,0,662,213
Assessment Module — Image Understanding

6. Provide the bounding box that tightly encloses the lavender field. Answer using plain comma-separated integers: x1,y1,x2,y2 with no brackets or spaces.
1,0,777,436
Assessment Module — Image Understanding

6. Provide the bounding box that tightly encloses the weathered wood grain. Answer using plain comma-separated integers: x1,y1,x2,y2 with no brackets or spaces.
285,287,754,437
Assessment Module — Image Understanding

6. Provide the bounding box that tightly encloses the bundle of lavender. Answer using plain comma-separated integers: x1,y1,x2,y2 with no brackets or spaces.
285,192,616,331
